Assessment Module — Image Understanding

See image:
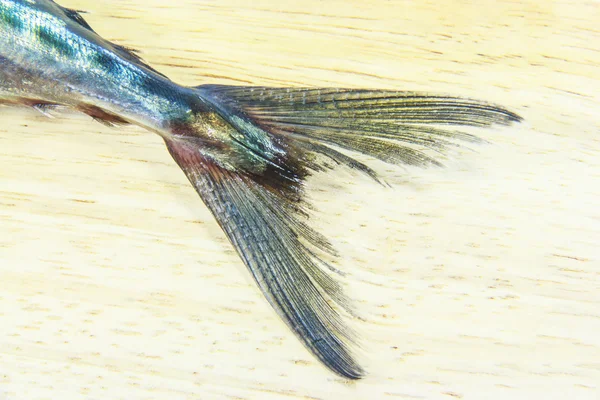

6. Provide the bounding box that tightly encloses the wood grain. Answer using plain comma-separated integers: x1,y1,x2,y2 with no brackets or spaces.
1,0,599,399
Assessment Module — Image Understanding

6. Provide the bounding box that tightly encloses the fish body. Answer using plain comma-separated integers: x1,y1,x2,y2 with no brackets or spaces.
0,0,192,129
0,0,263,173
0,0,521,379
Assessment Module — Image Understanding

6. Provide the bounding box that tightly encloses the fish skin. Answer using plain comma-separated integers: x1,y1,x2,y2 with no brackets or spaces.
0,0,522,379
0,0,277,175
0,0,198,128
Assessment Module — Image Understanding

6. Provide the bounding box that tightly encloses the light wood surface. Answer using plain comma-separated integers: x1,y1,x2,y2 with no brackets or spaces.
1,0,599,399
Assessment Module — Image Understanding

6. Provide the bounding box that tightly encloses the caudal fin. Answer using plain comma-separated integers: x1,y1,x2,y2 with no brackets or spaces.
198,85,521,172
166,85,521,378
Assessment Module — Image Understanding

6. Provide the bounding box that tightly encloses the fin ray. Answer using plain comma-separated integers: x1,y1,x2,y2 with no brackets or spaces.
197,85,521,174
165,85,522,377
61,7,95,32
165,139,364,379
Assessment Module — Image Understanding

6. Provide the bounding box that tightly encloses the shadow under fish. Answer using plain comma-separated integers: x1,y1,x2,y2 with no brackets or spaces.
0,0,521,379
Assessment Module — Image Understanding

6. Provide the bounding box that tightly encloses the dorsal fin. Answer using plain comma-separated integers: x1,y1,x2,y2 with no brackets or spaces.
61,8,95,32
58,6,170,79
110,44,170,79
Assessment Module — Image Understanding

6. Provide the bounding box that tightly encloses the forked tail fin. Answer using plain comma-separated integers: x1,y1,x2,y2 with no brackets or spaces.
165,86,521,378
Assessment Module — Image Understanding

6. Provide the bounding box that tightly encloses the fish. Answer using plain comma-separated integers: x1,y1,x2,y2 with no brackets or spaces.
0,0,521,379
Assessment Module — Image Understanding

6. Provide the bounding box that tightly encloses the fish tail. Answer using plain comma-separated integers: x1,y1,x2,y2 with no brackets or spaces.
197,86,521,175
165,85,521,378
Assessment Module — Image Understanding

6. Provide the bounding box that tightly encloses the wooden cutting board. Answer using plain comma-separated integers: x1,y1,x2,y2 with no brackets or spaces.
1,0,598,398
